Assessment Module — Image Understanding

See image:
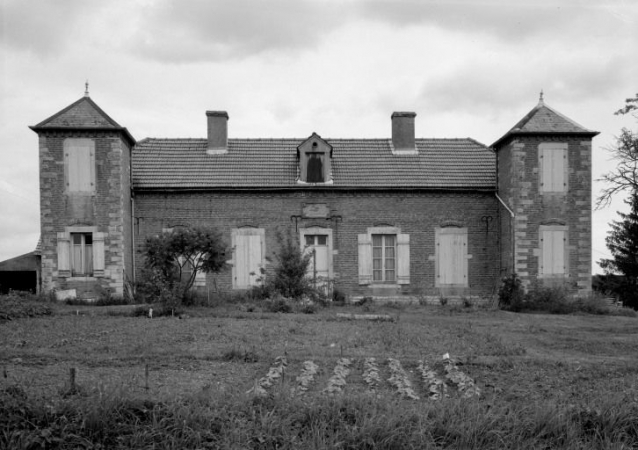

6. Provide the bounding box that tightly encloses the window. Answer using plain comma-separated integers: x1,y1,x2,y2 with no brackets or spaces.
539,143,567,193
297,134,332,184
435,227,469,287
71,233,93,276
306,153,325,182
358,227,409,285
231,228,265,289
372,235,396,282
539,226,567,277
64,138,95,193
57,227,105,278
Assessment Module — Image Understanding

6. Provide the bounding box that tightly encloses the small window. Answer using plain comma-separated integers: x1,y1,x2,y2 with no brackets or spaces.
64,138,95,193
306,153,325,182
539,143,567,193
71,233,93,276
372,234,396,282
305,235,327,246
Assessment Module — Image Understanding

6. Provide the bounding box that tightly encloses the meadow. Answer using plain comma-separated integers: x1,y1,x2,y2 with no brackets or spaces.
1,299,638,449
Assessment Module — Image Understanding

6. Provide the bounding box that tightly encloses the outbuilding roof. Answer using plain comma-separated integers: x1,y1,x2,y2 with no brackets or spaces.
132,137,496,190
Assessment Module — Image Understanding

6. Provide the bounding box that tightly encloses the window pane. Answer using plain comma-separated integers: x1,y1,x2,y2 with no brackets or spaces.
385,258,395,270
305,235,314,246
385,235,395,246
372,235,382,246
385,270,395,282
317,235,327,246
373,270,382,281
85,234,93,245
85,244,93,275
73,234,82,245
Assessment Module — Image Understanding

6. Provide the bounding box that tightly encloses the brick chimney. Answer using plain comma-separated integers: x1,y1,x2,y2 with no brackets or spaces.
391,111,417,154
206,111,229,155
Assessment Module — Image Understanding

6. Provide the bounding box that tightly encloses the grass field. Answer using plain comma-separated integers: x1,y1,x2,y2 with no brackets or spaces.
2,301,638,448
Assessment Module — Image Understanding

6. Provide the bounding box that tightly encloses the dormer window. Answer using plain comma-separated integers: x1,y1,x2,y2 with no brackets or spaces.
298,133,332,184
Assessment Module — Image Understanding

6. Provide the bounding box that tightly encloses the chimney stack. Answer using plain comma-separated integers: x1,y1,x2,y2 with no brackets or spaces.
391,111,417,154
206,111,229,155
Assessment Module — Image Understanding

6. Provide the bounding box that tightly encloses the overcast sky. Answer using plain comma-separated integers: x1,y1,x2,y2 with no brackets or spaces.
1,0,637,274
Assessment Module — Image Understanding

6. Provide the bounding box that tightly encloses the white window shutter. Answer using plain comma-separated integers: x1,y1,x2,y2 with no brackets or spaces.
57,232,71,276
396,233,410,284
248,234,262,286
358,234,372,285
93,232,105,277
231,229,265,289
436,228,468,287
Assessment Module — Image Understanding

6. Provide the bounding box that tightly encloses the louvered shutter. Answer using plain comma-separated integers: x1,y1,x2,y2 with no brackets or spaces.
57,232,71,276
93,232,105,277
396,233,410,284
358,234,372,285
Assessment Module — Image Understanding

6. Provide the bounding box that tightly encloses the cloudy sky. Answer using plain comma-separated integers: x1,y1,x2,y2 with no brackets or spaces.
1,0,637,273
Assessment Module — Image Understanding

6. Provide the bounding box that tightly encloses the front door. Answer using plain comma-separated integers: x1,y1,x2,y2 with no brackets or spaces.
304,234,330,289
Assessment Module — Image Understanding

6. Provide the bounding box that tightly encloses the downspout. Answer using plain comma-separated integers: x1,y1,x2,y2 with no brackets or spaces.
495,193,515,275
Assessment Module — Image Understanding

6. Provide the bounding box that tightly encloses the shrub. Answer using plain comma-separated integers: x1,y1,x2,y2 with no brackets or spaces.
498,273,524,311
265,296,294,313
268,230,314,300
522,286,572,314
332,287,346,304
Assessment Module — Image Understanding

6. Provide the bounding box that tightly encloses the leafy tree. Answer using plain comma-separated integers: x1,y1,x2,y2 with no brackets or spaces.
596,94,638,208
269,230,314,299
143,226,227,302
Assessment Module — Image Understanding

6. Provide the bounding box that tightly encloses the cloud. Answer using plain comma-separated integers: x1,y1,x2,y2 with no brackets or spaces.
358,0,634,42
0,0,99,55
128,0,355,63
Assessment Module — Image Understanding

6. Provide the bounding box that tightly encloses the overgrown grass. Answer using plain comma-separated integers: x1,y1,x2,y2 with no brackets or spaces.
0,291,53,321
1,383,637,449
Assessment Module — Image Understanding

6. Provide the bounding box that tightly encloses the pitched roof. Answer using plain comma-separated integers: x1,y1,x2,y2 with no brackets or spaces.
492,100,598,148
30,96,135,145
132,138,495,190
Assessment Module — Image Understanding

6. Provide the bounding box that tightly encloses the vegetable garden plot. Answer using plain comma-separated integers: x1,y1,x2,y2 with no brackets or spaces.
250,354,481,400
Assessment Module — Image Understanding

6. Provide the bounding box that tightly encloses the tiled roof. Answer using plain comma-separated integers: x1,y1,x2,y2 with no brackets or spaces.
30,96,135,145
132,138,495,190
492,101,598,148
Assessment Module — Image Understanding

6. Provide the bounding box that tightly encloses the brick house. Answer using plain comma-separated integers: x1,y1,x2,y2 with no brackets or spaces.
30,93,598,300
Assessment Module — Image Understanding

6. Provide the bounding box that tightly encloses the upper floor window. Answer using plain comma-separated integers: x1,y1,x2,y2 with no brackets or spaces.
64,138,95,193
297,134,332,184
539,143,567,193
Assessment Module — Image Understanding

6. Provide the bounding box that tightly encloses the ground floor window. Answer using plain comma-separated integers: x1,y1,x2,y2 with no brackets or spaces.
435,227,469,287
57,227,104,278
71,233,93,276
231,228,265,289
358,227,409,285
372,234,396,282
539,226,567,277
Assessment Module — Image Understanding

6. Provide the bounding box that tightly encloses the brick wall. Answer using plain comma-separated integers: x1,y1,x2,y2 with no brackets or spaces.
496,136,592,294
38,131,130,298
133,190,500,299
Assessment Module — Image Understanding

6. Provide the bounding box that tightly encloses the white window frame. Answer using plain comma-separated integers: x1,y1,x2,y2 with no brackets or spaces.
372,234,397,283
57,226,105,279
64,138,96,194
435,227,470,288
358,226,409,286
231,228,265,289
539,143,568,193
299,227,334,281
539,225,568,278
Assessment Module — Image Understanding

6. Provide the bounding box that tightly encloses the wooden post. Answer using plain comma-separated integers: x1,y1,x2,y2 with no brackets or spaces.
69,367,76,393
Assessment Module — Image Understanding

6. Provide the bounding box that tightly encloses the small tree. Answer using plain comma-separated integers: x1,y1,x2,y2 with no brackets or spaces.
599,194,638,309
269,230,313,299
143,226,227,304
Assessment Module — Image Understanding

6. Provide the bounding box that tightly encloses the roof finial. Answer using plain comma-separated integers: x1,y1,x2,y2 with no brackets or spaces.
84,80,89,98
539,89,544,105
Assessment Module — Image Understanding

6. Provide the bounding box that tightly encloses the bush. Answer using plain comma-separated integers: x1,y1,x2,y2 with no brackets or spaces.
268,230,314,300
523,286,572,314
498,273,524,311
265,296,294,313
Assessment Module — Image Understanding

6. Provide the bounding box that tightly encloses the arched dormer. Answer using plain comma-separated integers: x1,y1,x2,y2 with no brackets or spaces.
297,133,333,184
